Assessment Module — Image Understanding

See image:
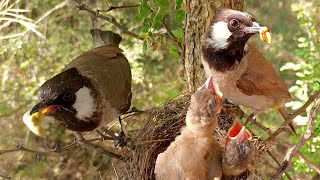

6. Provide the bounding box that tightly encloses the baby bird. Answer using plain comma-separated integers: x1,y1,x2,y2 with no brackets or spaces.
155,76,223,180
222,119,255,176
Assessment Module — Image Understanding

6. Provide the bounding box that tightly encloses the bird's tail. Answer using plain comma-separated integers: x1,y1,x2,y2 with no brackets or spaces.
279,107,297,135
90,29,122,48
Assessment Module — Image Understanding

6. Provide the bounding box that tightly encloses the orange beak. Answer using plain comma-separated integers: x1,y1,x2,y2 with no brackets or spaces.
226,119,252,144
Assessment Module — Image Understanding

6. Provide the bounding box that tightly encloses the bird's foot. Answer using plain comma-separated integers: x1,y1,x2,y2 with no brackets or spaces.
125,107,144,114
97,128,127,147
113,130,127,148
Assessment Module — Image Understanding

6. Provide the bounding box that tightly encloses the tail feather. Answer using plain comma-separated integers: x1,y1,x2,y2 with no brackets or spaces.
279,107,297,135
90,29,122,48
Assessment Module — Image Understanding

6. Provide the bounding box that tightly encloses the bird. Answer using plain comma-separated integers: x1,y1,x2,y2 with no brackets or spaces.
154,75,224,180
28,29,132,141
222,119,255,177
201,8,295,134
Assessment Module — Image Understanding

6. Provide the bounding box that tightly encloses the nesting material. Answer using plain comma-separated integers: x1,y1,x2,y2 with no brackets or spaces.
124,94,270,179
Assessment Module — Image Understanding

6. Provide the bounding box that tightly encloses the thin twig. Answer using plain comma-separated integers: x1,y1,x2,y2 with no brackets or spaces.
266,150,293,180
271,98,320,179
0,142,75,156
269,90,320,139
296,152,320,174
0,137,103,156
98,4,140,13
160,15,182,49
75,2,143,40
112,162,120,180
74,133,124,160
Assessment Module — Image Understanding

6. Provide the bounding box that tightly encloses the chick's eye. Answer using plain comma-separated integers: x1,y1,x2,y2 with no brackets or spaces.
230,19,240,28
63,91,74,102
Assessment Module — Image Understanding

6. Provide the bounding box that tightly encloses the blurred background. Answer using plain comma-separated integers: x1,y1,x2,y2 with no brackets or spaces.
0,0,319,179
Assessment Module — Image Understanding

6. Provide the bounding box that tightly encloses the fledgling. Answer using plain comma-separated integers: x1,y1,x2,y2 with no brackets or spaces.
28,29,132,136
201,9,295,133
222,119,255,176
154,76,223,180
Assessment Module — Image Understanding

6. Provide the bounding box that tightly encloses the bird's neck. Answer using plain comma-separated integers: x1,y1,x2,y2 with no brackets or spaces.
185,113,217,136
202,41,248,72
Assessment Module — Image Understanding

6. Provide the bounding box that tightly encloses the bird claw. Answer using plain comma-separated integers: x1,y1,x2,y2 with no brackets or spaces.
113,131,127,147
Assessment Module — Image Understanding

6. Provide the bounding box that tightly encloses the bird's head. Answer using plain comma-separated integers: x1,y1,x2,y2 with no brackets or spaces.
226,119,252,145
30,68,102,132
189,75,223,121
205,9,271,51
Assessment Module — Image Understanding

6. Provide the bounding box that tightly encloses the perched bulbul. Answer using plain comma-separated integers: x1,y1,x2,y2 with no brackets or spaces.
201,9,295,134
222,119,254,176
155,76,223,180
29,29,132,133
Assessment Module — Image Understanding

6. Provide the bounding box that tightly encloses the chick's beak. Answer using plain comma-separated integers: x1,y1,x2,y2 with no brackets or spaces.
201,75,223,99
244,22,272,44
235,126,252,143
30,103,60,115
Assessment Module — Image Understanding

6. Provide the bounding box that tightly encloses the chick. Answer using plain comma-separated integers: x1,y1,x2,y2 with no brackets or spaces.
222,119,255,176
155,76,223,180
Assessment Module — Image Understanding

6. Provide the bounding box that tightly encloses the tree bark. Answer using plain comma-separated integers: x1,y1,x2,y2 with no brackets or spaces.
183,0,244,92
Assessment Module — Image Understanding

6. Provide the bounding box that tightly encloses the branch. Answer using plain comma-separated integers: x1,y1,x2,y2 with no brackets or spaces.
269,91,320,139
266,150,293,180
98,4,140,13
161,15,183,49
75,2,143,40
271,98,320,179
0,143,75,157
296,152,320,174
0,137,105,157
74,133,124,160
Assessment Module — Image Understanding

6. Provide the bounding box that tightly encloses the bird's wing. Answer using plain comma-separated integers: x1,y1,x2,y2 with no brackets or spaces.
236,46,291,100
65,45,132,114
80,45,123,59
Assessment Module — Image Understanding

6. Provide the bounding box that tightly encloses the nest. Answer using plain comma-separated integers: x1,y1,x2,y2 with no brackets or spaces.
122,93,270,180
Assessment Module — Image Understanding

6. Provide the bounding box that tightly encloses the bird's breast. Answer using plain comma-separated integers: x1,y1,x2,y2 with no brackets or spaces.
203,57,274,112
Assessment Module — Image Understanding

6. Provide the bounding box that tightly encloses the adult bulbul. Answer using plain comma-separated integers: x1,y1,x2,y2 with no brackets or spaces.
29,29,132,135
201,9,295,134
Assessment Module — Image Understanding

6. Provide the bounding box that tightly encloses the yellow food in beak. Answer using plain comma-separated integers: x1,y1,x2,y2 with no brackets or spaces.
23,111,47,137
259,27,272,44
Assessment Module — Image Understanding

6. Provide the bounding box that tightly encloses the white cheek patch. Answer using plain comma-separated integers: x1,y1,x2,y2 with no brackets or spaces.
72,86,96,120
208,21,232,50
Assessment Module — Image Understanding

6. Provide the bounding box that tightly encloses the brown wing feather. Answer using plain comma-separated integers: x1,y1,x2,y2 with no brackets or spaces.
236,46,291,100
65,45,132,113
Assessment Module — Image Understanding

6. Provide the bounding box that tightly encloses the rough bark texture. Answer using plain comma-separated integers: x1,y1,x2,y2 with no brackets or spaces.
184,0,244,92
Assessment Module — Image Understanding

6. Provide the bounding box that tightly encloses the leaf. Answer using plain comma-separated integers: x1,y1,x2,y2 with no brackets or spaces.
176,0,183,10
139,4,151,17
176,10,185,23
172,29,183,42
143,40,148,52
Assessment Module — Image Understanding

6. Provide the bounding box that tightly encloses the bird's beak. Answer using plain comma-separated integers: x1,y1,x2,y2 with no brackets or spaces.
30,103,60,116
200,75,224,99
244,22,272,44
227,119,252,144
234,126,252,143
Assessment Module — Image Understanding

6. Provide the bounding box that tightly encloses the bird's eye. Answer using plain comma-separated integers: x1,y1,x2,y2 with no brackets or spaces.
230,19,240,28
63,91,74,102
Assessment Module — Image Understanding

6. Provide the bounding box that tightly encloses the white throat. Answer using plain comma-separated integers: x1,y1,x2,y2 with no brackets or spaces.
72,86,96,120
208,21,232,50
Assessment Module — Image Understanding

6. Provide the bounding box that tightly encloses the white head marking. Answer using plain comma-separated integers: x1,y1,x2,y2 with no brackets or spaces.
208,21,232,50
72,86,96,120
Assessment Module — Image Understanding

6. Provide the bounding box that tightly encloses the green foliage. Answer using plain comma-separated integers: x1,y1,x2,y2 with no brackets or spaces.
280,0,320,175
136,0,185,56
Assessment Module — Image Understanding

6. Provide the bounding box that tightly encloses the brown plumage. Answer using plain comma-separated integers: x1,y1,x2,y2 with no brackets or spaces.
30,29,132,132
201,9,295,134
154,76,223,180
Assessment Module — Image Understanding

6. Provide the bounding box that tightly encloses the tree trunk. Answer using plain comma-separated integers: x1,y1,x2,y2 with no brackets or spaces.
183,0,244,92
